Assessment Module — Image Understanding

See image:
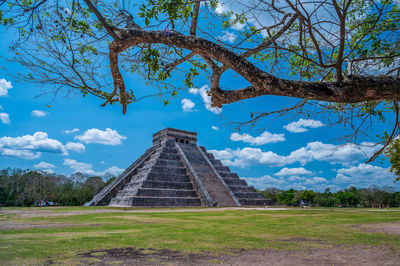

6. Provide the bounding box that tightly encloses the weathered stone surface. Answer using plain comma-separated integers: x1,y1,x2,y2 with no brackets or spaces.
86,128,270,207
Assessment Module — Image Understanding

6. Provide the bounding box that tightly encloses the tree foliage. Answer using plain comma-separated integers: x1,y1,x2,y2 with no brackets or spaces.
262,185,400,207
0,168,113,206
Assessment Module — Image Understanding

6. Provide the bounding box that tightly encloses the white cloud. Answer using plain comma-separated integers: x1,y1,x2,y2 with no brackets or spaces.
1,148,41,160
181,98,195,112
104,166,124,176
64,159,93,174
65,142,85,153
189,85,221,114
212,126,219,131
0,113,10,124
63,158,123,176
65,128,80,134
0,132,67,159
215,2,228,15
230,131,285,145
75,128,127,145
333,164,396,187
243,175,286,190
219,31,237,43
33,161,56,169
284,119,325,133
287,175,306,182
304,177,328,185
31,110,48,117
275,167,312,176
242,174,330,191
0,78,12,97
210,141,380,168
209,147,286,168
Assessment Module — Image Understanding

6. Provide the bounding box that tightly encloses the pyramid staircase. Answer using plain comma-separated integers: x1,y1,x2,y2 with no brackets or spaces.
85,128,271,207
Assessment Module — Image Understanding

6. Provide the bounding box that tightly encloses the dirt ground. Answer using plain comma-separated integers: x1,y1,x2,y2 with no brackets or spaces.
355,222,400,236
75,245,400,266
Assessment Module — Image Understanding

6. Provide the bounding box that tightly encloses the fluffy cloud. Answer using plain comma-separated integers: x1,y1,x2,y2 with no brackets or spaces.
284,119,325,133
0,78,12,97
209,147,285,168
304,177,328,185
243,175,286,190
31,110,48,117
212,126,219,131
1,149,41,160
242,174,329,191
0,113,10,124
275,167,312,176
210,141,380,168
0,132,67,159
65,142,85,153
230,131,285,145
215,2,228,14
103,166,124,176
63,158,123,176
75,128,127,145
65,128,80,134
189,85,221,114
333,164,396,187
219,31,237,43
181,98,195,112
63,159,93,174
33,161,56,171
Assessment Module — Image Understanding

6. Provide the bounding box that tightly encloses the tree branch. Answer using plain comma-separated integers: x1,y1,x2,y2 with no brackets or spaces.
82,0,121,41
110,29,400,109
190,0,200,36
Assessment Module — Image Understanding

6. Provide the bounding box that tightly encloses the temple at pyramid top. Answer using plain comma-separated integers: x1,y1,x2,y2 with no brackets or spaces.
85,128,271,207
152,128,197,145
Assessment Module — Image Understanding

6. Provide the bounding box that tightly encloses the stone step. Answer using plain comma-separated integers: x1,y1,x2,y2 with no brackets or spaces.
151,165,187,175
155,147,178,154
142,180,194,190
109,198,132,206
178,143,238,207
210,159,222,166
130,196,201,207
234,192,266,199
213,165,230,172
146,172,190,183
223,178,248,186
153,159,184,168
239,198,271,206
157,152,181,161
138,188,197,197
229,185,257,193
206,152,215,160
218,172,239,178
116,189,137,198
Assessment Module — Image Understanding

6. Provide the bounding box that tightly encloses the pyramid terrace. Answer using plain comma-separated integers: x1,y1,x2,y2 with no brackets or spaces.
85,128,270,207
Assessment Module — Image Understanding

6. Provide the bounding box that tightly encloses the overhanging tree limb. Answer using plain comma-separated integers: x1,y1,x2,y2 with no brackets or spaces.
109,29,400,110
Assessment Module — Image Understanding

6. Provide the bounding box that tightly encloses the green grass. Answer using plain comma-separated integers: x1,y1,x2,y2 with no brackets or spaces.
0,207,399,264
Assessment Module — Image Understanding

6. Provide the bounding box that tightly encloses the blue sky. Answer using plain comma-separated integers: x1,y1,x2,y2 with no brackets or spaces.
0,2,399,192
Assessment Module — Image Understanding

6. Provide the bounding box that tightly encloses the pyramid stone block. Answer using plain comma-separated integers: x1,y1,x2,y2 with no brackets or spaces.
85,128,271,207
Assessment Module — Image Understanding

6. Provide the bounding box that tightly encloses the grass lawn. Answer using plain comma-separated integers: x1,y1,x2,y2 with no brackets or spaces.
0,207,399,265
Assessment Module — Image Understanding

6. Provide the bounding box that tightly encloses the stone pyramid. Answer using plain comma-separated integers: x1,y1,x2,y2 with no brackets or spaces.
85,128,270,207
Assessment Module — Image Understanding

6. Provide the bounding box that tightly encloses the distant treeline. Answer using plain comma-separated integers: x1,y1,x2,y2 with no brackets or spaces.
1,168,400,208
0,168,115,207
260,186,400,208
